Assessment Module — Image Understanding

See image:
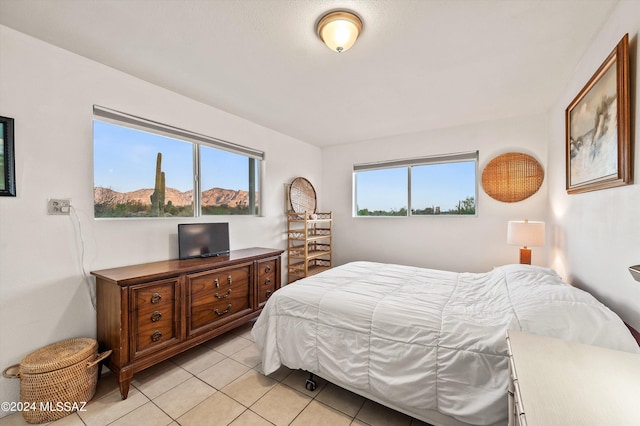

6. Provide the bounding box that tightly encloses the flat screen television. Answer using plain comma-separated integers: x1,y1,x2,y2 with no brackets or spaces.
178,222,230,260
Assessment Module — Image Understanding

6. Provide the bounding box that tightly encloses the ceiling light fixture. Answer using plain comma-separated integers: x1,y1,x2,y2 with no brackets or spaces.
316,10,363,53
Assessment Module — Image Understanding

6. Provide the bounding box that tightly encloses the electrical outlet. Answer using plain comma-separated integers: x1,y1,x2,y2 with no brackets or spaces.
48,198,71,215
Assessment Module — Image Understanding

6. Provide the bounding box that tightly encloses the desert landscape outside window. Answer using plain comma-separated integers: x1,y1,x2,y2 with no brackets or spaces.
93,107,262,218
354,151,477,217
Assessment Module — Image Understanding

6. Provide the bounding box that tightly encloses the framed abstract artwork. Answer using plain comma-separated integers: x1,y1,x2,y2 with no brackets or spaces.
566,34,631,194
0,115,16,197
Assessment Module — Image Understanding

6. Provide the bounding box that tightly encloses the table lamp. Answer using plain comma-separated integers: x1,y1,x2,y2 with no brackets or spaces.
507,220,545,264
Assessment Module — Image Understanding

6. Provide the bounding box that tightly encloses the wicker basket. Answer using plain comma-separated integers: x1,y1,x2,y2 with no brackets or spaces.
3,338,111,424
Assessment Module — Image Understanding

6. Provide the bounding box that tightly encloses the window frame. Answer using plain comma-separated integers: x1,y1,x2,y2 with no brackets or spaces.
353,151,478,217
93,105,264,218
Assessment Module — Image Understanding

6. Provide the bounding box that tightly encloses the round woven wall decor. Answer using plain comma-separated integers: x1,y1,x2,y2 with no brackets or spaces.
288,177,317,213
481,153,544,202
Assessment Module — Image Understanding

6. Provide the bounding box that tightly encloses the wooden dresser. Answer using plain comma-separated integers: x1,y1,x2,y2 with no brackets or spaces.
92,247,283,399
506,330,640,425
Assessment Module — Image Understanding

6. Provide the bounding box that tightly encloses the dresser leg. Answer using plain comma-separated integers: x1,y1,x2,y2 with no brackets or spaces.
118,369,133,400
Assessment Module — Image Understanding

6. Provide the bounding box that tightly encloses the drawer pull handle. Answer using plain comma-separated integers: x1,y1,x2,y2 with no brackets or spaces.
265,290,272,299
215,289,232,299
265,278,271,285
150,311,162,322
151,331,162,342
215,276,232,287
265,265,271,273
215,304,232,316
151,293,162,304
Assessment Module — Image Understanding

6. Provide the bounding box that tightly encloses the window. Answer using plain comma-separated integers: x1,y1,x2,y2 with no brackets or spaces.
93,106,263,218
199,146,259,215
354,168,408,216
354,151,478,217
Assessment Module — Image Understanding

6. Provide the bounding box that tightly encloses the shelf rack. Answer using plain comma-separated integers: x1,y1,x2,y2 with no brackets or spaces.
287,211,332,283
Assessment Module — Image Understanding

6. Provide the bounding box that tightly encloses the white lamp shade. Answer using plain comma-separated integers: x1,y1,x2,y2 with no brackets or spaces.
507,220,545,247
317,11,362,53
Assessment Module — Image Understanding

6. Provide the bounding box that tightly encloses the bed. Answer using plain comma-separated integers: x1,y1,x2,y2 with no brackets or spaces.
252,262,640,426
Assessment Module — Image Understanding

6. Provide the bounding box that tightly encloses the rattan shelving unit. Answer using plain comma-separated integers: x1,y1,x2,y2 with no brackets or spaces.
287,211,332,283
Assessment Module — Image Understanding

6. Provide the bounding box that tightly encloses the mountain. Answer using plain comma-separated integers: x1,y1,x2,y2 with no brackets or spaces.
94,187,255,207
201,187,253,207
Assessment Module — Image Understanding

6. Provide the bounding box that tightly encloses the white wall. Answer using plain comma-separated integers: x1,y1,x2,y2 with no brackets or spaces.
0,25,321,409
321,113,549,273
547,0,640,330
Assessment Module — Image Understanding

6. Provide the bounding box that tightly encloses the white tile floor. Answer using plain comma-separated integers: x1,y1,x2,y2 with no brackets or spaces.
0,323,429,426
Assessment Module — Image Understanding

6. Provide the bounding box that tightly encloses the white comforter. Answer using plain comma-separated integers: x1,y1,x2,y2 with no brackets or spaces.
252,262,639,425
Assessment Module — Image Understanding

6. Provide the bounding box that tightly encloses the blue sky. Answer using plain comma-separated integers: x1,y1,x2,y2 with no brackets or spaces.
355,161,476,212
94,120,252,193
356,167,407,212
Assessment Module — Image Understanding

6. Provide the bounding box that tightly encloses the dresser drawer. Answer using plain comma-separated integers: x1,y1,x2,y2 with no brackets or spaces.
189,266,250,296
133,281,174,313
187,263,252,336
135,317,175,353
129,278,180,359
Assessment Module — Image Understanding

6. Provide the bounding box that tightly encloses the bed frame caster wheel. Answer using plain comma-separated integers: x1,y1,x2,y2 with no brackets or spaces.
305,372,317,391
305,378,317,391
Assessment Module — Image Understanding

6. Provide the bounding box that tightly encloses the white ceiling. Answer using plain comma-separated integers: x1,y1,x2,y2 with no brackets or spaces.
0,0,618,147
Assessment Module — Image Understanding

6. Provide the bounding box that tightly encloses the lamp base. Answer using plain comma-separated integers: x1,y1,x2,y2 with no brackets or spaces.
519,248,532,265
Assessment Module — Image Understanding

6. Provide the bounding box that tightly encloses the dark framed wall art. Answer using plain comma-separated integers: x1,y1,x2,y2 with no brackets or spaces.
0,116,16,197
566,33,631,194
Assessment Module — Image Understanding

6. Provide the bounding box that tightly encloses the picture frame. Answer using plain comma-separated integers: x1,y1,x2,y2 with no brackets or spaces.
566,33,631,194
0,115,16,197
